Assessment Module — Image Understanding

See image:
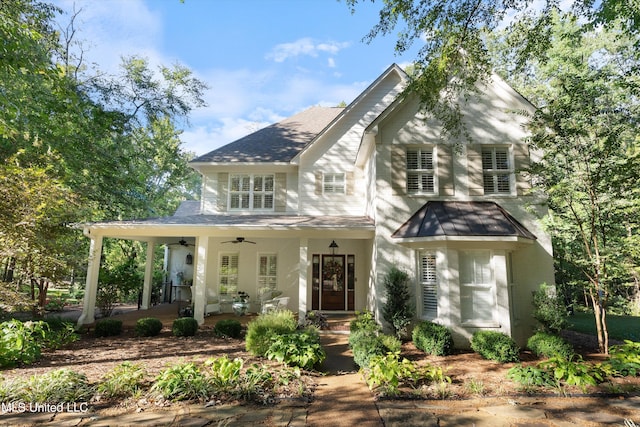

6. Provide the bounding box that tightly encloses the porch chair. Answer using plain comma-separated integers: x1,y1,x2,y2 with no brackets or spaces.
261,296,290,314
258,288,282,313
205,288,221,316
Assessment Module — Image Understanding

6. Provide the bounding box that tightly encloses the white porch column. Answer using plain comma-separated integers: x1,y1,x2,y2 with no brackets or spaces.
193,237,208,325
141,242,155,310
77,233,103,326
298,237,308,324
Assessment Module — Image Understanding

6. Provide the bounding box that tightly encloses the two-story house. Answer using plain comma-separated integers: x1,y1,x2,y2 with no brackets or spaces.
77,64,555,346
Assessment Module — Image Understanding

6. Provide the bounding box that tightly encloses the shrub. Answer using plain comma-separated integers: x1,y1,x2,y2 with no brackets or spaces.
471,331,520,363
135,317,163,337
350,310,380,334
97,362,147,398
0,319,46,367
532,283,569,333
40,317,79,349
213,319,242,338
151,362,211,401
412,321,454,356
303,311,329,330
95,319,123,337
527,332,575,359
245,310,297,356
265,328,326,369
172,317,199,337
14,369,93,404
349,328,400,369
382,267,415,340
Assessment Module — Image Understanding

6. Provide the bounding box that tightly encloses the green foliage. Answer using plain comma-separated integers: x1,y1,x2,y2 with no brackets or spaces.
0,319,46,367
527,332,575,359
471,331,520,363
39,317,78,349
135,317,163,337
97,362,147,398
539,356,609,392
349,328,400,369
532,283,569,333
412,321,454,356
151,362,211,401
245,310,297,356
172,317,198,337
213,319,242,338
607,340,640,376
350,310,380,334
205,356,243,391
9,369,94,404
382,267,415,340
94,319,123,337
363,352,450,397
507,365,556,389
265,328,326,369
303,310,329,330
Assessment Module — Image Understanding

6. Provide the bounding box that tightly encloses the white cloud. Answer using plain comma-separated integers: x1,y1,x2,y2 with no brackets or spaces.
266,38,350,62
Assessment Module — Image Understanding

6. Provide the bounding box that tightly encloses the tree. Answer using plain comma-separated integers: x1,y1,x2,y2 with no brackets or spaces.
511,14,640,353
382,266,414,340
345,0,640,138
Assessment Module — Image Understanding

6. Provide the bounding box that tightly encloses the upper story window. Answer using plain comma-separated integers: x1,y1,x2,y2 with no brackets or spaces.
229,174,274,210
406,148,435,194
323,173,345,194
482,147,512,195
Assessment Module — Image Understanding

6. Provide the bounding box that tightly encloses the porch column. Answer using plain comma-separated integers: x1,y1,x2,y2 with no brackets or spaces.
140,242,155,310
193,236,208,325
298,237,308,324
77,233,103,326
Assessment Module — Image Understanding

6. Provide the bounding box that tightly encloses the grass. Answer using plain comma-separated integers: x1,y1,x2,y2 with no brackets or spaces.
567,312,640,342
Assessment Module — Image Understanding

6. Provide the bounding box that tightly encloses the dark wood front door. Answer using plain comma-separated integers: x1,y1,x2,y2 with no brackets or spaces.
312,254,355,311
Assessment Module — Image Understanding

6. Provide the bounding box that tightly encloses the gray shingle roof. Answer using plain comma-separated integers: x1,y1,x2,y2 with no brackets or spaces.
191,106,344,163
392,201,536,240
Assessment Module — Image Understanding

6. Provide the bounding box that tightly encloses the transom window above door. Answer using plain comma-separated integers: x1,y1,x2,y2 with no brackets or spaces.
229,174,274,210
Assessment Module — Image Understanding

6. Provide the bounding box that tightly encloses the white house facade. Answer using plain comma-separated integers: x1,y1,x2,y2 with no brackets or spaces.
77,64,555,346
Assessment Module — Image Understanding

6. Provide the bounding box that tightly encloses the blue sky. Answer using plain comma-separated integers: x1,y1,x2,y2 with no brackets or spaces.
52,0,422,155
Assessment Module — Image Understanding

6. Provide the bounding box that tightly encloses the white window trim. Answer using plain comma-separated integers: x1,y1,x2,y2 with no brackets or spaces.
481,145,515,196
418,251,438,320
459,250,499,327
228,174,275,211
406,146,438,195
322,172,346,195
257,253,278,293
218,252,239,295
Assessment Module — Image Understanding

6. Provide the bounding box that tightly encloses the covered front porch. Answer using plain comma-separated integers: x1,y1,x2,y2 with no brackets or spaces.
77,213,375,327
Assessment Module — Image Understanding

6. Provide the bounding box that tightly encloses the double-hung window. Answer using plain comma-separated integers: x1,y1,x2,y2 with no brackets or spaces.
229,174,274,210
419,252,438,319
219,253,239,295
323,173,345,194
406,148,435,194
482,147,512,194
459,251,495,324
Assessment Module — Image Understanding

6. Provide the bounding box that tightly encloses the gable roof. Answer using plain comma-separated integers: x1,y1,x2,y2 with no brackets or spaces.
191,106,343,164
392,201,536,241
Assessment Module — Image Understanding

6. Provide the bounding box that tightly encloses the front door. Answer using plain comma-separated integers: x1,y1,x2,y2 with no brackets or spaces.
312,254,355,311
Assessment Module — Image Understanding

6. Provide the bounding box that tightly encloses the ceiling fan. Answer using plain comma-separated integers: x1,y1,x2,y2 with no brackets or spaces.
168,238,194,247
222,237,256,244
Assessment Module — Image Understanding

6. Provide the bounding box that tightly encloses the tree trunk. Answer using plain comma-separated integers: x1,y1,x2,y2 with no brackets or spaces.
589,287,609,354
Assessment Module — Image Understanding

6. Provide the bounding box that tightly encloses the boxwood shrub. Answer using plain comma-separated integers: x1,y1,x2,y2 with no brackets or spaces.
349,329,401,369
135,317,163,337
471,330,520,363
94,319,123,337
527,332,575,359
213,319,242,339
412,321,454,356
172,317,199,337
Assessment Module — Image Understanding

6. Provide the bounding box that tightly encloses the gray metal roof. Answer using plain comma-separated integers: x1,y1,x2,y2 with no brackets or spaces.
191,106,344,163
392,201,536,240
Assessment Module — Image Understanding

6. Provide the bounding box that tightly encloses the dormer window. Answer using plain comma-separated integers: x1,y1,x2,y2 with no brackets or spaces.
323,173,345,194
229,174,274,210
